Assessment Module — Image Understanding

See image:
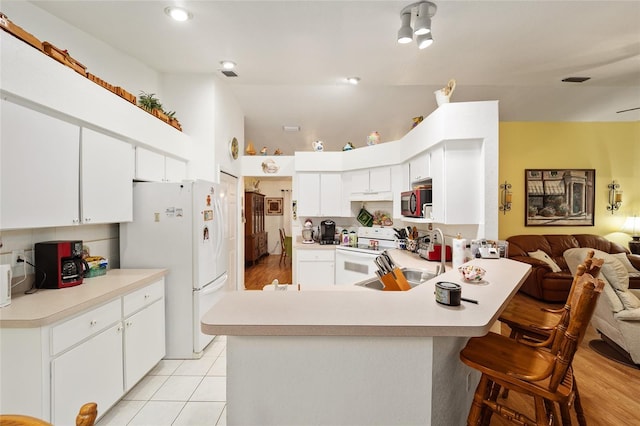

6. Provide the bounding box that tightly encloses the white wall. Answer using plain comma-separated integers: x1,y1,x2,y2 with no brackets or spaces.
1,1,159,94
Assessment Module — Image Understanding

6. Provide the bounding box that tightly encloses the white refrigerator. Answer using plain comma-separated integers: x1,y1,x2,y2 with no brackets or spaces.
120,180,228,359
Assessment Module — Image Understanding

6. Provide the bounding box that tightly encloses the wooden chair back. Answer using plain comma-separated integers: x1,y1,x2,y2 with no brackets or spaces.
548,252,603,352
548,273,604,391
0,402,97,426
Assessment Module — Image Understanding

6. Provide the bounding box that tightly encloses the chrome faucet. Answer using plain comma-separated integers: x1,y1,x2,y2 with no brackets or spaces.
433,228,446,276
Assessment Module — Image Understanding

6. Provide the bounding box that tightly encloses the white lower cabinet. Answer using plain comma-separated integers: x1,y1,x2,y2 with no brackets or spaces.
52,323,124,426
124,298,165,390
0,279,165,424
295,249,335,285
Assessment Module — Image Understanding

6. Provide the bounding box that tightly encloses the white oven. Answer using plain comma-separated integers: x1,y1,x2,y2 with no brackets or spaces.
335,227,397,285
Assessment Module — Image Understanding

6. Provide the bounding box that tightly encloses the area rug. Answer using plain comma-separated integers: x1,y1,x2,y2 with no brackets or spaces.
588,339,639,370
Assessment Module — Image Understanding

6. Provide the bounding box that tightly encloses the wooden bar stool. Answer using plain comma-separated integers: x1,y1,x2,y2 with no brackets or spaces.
460,271,604,425
499,250,602,342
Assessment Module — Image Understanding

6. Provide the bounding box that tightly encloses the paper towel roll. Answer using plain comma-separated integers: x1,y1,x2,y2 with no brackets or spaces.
452,238,467,270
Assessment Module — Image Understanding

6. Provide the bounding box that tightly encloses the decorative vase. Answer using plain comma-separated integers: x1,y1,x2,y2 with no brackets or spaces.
435,79,456,107
312,140,324,152
246,141,256,155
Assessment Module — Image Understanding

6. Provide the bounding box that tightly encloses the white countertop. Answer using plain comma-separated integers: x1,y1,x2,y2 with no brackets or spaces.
0,269,167,328
201,256,531,338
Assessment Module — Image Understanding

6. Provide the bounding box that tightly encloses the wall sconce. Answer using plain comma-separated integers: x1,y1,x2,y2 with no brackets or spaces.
499,181,512,214
607,180,622,213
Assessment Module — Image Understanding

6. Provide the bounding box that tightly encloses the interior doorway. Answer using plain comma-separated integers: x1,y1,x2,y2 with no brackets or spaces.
220,172,238,291
243,176,292,289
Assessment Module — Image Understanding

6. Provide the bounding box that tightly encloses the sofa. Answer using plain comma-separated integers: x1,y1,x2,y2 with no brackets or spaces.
506,234,640,302
564,247,640,365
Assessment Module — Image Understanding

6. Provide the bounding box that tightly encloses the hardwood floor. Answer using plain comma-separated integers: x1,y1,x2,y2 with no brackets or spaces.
244,253,292,290
243,259,638,424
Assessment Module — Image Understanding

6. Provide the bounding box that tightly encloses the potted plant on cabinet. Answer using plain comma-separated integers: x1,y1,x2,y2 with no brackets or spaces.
138,91,182,130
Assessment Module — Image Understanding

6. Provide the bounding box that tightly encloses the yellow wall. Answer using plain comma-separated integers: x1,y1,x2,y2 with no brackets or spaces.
499,122,640,246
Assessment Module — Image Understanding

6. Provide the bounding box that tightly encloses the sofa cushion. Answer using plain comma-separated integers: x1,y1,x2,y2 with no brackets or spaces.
614,308,640,321
528,249,562,272
610,253,639,273
565,248,640,310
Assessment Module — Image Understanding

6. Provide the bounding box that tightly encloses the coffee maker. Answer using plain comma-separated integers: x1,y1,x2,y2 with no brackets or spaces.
319,220,337,245
34,241,89,289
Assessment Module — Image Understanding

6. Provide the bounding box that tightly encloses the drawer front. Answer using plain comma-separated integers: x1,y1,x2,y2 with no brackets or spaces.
51,299,121,355
123,279,164,317
296,249,335,262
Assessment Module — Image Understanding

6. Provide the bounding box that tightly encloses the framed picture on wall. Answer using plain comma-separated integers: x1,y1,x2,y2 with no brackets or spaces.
266,197,283,216
525,169,595,226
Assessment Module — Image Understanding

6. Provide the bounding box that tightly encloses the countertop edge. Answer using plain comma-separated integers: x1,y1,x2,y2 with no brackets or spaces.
201,323,495,338
0,269,168,328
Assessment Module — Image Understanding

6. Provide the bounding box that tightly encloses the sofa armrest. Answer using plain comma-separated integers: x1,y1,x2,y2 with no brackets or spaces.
628,254,640,270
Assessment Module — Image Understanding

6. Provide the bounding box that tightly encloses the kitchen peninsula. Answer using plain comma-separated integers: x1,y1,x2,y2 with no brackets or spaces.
202,255,531,425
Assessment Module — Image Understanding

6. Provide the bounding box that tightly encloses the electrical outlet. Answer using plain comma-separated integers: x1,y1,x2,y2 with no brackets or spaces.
11,250,25,268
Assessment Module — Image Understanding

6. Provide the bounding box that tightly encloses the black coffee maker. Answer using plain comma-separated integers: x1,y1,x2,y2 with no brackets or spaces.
319,220,336,245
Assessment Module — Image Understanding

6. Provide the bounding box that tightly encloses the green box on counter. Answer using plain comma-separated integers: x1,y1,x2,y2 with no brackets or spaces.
85,257,108,278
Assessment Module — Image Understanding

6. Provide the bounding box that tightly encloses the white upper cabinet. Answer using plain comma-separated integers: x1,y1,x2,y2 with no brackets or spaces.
135,147,187,182
409,151,430,184
0,99,135,230
296,172,344,217
81,128,134,224
1,99,80,229
165,156,188,182
346,166,392,200
430,140,483,224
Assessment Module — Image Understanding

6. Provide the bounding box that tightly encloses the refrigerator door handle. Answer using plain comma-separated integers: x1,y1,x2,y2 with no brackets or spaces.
200,274,228,295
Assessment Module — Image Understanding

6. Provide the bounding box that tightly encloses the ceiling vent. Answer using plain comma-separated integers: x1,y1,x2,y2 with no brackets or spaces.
561,77,590,83
221,70,238,77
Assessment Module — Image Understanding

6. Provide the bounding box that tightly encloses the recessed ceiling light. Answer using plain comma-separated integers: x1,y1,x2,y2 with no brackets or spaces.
164,7,192,22
221,61,236,70
347,77,360,85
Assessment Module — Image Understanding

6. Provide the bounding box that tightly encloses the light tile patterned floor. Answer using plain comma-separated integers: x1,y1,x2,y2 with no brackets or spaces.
96,336,227,426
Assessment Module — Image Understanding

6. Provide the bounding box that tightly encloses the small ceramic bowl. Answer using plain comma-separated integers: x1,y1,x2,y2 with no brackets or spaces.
458,265,486,283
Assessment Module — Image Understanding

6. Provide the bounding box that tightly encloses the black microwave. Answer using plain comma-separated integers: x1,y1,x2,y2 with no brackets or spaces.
401,189,432,218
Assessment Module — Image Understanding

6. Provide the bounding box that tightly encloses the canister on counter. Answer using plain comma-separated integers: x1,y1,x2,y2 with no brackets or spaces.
434,281,462,306
349,231,357,247
341,230,350,245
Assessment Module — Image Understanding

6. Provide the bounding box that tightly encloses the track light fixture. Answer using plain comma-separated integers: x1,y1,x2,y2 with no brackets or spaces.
397,1,437,48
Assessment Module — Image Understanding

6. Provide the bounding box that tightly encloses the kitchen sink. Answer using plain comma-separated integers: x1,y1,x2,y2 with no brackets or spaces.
355,268,437,291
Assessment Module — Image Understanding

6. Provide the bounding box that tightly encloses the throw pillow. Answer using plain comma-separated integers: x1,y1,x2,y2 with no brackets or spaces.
564,248,640,310
610,253,638,273
528,249,562,272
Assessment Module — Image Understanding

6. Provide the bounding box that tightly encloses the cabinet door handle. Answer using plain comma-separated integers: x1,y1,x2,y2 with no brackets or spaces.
85,217,91,222
126,321,133,327
89,320,97,326
144,294,150,299
117,325,123,333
